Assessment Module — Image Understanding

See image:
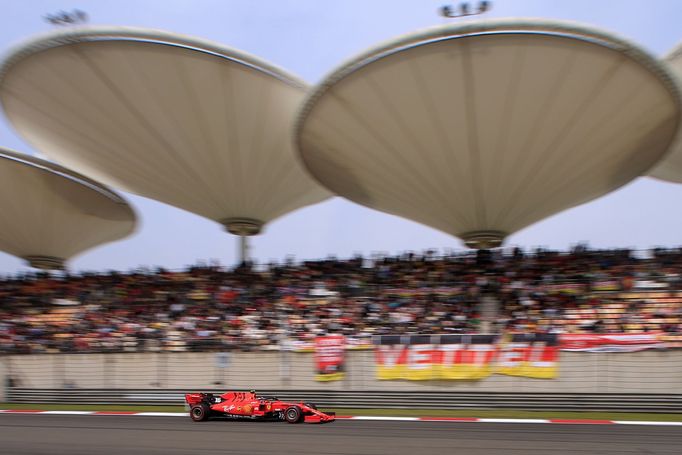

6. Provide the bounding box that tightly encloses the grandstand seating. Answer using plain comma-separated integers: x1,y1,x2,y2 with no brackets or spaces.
1,248,681,354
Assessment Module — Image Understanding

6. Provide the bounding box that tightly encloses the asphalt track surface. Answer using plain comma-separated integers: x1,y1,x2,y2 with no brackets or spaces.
1,414,681,455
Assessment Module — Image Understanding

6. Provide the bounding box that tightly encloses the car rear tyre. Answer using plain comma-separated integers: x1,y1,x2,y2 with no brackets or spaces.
190,403,210,422
284,405,303,423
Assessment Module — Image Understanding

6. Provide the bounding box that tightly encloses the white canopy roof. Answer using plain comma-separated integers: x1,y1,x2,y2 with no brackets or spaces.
0,26,329,236
648,43,682,182
0,148,136,269
296,19,681,248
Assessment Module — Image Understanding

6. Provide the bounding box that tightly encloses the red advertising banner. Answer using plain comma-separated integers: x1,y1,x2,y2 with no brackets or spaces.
374,334,558,380
314,335,346,381
559,333,666,352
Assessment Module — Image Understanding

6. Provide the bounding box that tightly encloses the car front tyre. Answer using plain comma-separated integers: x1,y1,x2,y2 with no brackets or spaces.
284,405,303,423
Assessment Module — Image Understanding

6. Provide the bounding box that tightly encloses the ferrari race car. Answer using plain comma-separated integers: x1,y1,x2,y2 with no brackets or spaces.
184,390,336,424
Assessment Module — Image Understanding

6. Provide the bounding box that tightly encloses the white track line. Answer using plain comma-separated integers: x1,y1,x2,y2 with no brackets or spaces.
1,410,681,426
350,416,419,421
40,411,93,415
612,420,682,426
478,418,549,424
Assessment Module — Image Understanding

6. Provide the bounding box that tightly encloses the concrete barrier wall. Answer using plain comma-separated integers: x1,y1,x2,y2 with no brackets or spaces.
0,356,5,401
3,350,682,393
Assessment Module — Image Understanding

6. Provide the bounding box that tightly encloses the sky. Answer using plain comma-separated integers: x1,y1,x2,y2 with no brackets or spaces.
1,0,682,274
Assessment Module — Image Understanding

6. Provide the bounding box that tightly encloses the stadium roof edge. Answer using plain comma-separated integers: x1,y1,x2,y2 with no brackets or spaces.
295,17,682,144
0,25,309,90
0,147,133,208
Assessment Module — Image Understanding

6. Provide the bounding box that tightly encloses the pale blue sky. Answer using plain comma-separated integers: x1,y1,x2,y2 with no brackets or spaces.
1,0,682,273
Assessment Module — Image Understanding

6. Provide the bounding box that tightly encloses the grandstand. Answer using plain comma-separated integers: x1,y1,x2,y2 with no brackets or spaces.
1,247,680,355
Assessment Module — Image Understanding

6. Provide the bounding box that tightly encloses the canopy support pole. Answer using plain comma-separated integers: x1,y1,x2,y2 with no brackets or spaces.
239,235,249,264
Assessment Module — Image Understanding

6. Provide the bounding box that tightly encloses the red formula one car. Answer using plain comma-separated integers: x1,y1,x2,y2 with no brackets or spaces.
184,390,336,424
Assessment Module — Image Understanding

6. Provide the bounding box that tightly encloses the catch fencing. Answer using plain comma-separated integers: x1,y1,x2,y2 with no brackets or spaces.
2,350,682,411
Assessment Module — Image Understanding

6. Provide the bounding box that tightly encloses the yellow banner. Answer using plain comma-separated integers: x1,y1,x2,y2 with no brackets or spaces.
374,334,559,381
377,363,555,380
315,372,346,382
377,364,491,380
495,362,557,379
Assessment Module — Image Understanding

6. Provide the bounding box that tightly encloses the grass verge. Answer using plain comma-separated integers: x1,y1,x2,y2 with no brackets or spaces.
1,403,681,421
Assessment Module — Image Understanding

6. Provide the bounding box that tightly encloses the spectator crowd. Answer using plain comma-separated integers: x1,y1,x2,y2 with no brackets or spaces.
1,247,681,354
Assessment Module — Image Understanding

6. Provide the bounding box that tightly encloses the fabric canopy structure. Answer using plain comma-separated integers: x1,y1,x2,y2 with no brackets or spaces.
297,19,682,248
648,43,682,182
0,148,136,269
0,27,329,251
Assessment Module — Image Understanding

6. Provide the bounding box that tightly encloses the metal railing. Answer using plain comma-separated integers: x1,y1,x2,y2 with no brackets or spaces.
5,389,682,413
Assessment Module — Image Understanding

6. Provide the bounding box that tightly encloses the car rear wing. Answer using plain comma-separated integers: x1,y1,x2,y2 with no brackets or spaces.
184,393,206,407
